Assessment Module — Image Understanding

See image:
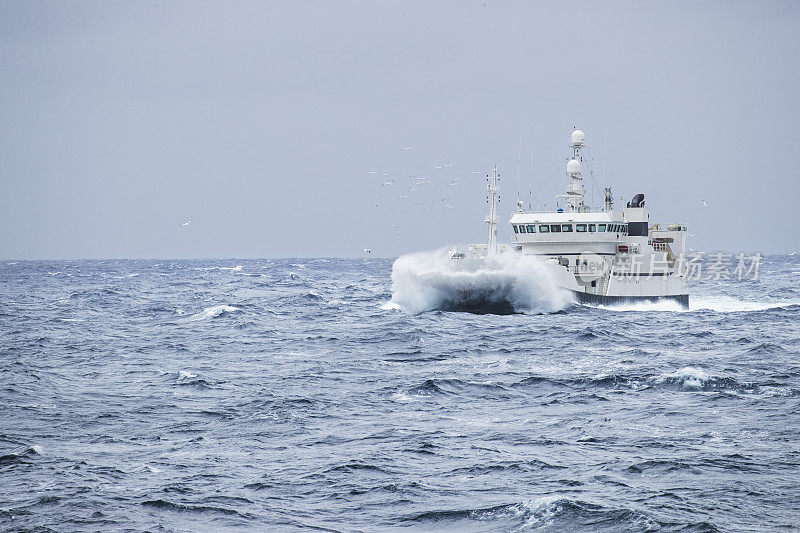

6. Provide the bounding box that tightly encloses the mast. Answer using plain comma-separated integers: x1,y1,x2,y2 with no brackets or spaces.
485,165,500,256
560,128,588,212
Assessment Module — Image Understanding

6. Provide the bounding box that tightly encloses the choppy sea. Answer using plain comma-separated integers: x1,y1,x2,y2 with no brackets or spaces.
1,254,799,532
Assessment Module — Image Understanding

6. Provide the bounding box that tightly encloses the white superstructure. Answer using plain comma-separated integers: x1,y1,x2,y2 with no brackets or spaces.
455,127,689,308
508,128,689,306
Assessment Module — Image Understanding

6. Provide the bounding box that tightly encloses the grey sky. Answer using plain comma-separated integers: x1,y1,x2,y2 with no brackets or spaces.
1,1,798,259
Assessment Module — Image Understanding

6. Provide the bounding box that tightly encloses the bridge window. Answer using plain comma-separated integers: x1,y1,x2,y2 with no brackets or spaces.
576,224,587,232
588,224,596,232
512,225,518,233
598,223,606,232
526,225,536,233
562,224,573,232
519,224,527,233
550,224,561,233
539,225,549,233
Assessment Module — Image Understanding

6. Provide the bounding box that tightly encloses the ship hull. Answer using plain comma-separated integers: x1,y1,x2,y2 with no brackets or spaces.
571,289,689,309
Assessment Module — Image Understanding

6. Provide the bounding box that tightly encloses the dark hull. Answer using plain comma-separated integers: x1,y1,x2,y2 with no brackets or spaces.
572,290,689,309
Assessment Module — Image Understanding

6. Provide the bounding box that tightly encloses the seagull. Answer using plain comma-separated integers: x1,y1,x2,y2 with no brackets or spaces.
442,163,453,168
449,178,462,186
688,233,696,237
790,251,797,256
179,220,191,227
702,200,710,207
402,147,413,150
368,171,378,175
363,248,372,254
381,179,394,186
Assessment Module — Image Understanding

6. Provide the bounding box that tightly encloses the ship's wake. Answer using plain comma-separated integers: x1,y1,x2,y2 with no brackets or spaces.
386,248,574,315
589,294,800,313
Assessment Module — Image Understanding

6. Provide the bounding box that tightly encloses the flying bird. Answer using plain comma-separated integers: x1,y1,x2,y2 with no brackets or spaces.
402,147,413,150
702,200,710,207
688,233,696,237
363,248,372,254
179,220,191,227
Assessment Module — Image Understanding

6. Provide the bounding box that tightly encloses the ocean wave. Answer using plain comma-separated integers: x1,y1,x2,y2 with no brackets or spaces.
140,499,245,517
0,445,44,465
403,496,680,531
656,366,711,389
405,378,514,399
189,305,240,320
411,369,788,396
387,248,574,314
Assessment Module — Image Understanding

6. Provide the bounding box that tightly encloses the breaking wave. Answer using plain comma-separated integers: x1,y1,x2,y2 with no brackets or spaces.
387,248,574,314
189,305,240,320
402,496,710,531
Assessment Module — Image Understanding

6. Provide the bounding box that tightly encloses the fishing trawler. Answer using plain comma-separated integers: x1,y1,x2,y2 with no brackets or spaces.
453,128,690,308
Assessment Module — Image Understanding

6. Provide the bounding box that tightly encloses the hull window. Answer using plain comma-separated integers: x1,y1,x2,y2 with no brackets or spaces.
576,224,587,232
512,225,518,233
519,225,527,233
526,225,536,233
598,224,607,232
562,224,573,232
539,225,550,233
550,224,561,233
588,224,596,232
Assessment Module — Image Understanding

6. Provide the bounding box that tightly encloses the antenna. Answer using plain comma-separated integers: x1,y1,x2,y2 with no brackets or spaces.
516,128,522,203
528,140,534,211
603,127,608,189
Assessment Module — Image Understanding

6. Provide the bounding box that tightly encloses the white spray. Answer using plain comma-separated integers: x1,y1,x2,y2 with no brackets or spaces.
387,248,575,314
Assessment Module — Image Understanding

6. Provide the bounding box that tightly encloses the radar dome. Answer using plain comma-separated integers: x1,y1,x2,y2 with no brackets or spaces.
567,159,581,175
571,130,586,145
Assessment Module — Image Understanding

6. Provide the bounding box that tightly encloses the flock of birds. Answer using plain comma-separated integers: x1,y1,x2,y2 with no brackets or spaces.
367,169,472,213
363,148,491,249
173,149,717,257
